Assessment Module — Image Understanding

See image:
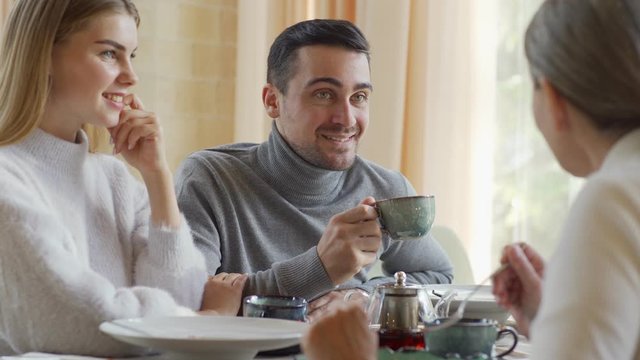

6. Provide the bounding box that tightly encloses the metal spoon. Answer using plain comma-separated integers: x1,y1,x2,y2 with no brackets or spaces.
425,263,510,332
433,289,457,318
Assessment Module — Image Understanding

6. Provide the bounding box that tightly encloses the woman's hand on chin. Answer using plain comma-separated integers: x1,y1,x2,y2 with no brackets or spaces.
109,94,169,176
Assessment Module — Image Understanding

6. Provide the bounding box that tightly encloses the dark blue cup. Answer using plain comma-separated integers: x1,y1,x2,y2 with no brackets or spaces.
242,295,308,322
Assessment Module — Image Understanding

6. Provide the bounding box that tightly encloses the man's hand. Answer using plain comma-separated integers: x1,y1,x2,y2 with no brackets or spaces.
302,303,378,360
492,243,545,337
307,289,369,322
317,197,381,285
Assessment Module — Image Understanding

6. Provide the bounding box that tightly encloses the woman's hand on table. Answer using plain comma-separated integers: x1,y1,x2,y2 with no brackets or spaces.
199,272,247,316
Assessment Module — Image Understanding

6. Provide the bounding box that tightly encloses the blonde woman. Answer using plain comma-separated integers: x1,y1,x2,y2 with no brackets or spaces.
0,0,246,356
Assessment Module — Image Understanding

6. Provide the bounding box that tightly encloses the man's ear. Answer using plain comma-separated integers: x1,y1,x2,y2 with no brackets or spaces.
262,84,280,119
540,79,570,132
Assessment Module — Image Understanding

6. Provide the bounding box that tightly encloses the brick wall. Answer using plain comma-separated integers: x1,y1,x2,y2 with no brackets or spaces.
133,0,238,171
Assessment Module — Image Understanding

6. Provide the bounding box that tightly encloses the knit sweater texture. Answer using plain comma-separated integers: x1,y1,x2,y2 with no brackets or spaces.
176,123,453,300
0,129,207,356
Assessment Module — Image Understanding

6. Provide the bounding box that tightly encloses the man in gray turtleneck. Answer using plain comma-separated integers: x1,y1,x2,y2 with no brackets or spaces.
175,19,453,319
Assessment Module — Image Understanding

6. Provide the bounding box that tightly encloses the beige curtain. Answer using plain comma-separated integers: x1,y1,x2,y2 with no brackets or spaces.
236,0,498,280
356,1,497,280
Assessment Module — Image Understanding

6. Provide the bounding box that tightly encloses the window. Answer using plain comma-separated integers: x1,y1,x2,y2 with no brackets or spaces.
492,0,583,261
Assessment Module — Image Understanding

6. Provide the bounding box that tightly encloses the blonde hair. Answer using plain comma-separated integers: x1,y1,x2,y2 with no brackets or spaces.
0,0,139,147
525,0,640,134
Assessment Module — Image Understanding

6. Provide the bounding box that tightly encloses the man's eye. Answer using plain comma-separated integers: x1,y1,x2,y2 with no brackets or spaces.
351,93,368,103
315,91,333,100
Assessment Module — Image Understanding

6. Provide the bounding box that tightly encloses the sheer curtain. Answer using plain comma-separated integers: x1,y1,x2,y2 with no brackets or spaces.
356,1,499,280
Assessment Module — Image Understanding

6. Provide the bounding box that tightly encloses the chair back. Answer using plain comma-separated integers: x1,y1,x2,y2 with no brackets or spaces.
431,225,474,284
366,225,474,284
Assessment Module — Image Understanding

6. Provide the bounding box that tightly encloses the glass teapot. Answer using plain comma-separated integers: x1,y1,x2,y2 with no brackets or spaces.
365,271,438,350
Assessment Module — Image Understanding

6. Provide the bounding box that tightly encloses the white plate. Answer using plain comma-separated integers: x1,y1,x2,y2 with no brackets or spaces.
99,316,308,360
424,284,510,323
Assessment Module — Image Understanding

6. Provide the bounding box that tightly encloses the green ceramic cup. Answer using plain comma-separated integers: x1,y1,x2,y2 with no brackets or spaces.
375,195,435,240
424,318,518,358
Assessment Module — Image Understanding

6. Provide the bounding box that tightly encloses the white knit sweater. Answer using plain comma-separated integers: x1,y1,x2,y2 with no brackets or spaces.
0,129,207,356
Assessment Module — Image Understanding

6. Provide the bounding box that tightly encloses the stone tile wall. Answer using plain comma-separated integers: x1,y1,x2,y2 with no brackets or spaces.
134,0,237,171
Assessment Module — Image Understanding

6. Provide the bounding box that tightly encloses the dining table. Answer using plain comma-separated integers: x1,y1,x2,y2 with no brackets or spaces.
1,335,531,360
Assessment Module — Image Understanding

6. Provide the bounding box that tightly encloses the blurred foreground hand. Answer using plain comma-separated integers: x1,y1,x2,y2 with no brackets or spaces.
302,302,377,360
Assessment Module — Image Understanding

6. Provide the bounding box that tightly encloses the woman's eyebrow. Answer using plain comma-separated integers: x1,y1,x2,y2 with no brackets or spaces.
95,39,125,50
95,39,137,53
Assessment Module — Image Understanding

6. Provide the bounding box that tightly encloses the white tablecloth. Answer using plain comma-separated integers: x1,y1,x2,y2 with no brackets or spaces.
2,338,531,360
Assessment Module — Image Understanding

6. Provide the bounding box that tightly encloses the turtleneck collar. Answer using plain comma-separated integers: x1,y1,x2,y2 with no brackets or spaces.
256,121,348,205
600,127,640,173
17,128,89,177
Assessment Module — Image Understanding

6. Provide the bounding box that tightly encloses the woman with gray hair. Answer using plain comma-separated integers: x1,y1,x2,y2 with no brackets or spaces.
0,0,246,356
303,0,640,359
492,0,640,359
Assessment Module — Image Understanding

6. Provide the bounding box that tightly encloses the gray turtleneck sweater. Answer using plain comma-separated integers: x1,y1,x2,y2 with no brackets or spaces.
176,123,453,300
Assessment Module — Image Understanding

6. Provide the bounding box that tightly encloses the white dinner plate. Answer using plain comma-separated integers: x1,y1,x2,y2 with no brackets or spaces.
99,315,308,360
424,284,510,323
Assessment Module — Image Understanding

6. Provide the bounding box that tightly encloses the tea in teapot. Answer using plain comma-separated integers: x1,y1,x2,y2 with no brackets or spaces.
366,271,437,350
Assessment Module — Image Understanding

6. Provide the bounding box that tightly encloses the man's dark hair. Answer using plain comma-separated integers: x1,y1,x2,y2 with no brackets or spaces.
267,19,370,94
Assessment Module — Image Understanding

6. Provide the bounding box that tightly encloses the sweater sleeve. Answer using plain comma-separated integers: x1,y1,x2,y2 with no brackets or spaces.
128,175,207,310
131,216,207,310
175,157,224,274
0,179,194,357
249,247,336,299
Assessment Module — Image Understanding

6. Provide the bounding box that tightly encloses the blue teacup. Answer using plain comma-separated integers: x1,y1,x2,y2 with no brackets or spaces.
242,295,308,322
375,195,435,240
424,318,518,358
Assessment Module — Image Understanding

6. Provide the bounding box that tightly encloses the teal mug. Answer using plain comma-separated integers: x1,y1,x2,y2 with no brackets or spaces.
243,295,308,356
424,318,518,358
242,295,308,322
375,195,435,240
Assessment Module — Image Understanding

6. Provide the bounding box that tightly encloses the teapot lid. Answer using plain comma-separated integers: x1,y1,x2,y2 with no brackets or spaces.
395,271,408,286
377,271,420,295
